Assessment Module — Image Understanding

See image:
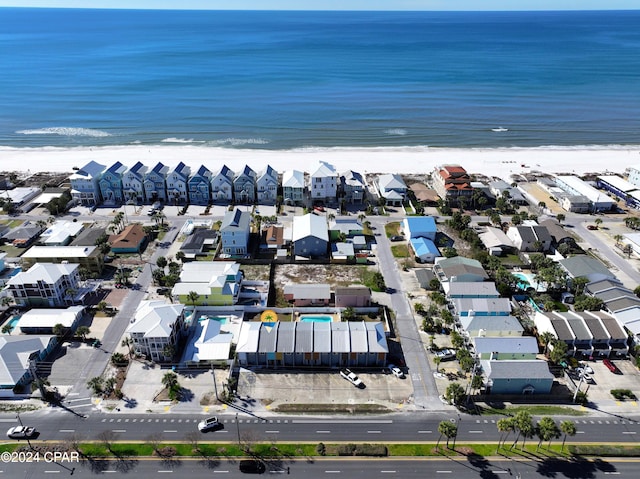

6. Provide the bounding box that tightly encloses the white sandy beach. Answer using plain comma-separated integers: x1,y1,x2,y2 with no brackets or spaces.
1,145,639,179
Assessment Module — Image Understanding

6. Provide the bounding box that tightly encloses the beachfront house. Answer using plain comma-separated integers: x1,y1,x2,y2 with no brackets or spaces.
432,165,473,205
6,263,81,308
282,169,306,205
220,208,251,256
309,161,338,204
210,165,234,203
377,174,407,207
171,261,242,306
188,165,212,205
98,161,127,205
234,165,257,204
292,213,329,258
126,301,186,362
143,162,169,204
69,160,106,206
257,165,278,204
166,162,191,205
122,161,148,205
340,170,366,204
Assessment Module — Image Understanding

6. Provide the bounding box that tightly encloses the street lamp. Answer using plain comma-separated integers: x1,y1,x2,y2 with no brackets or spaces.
235,412,241,448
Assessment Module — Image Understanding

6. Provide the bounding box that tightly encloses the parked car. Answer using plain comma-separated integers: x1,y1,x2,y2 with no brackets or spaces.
390,235,404,241
7,426,37,439
576,369,592,382
603,358,619,373
340,368,364,388
239,460,266,474
198,416,221,432
587,225,598,230
387,364,405,379
434,349,456,361
578,363,594,374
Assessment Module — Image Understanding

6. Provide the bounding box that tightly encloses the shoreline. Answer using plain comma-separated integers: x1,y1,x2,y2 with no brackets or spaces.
1,144,639,179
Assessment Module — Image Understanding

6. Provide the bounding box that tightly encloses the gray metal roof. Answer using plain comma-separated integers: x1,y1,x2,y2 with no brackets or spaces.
472,336,538,355
277,322,296,353
349,322,368,353
366,322,389,353
585,279,624,295
558,313,592,339
549,317,575,341
313,322,332,353
484,360,553,380
605,296,640,313
592,312,627,339
295,321,313,353
596,287,635,302
331,322,350,353
581,312,610,340
447,282,499,298
0,336,53,385
460,315,524,333
454,297,511,314
559,256,613,279
257,322,279,353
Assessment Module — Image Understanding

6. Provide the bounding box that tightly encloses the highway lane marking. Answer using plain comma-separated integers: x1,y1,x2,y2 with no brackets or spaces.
622,431,636,434
469,430,483,433
316,430,331,433
492,471,508,474
367,430,381,434
112,429,127,433
604,473,621,475
293,420,392,424
436,471,452,474
158,471,173,473
44,471,60,474
59,429,75,433
163,430,178,433
0,419,17,423
418,430,432,433
265,430,280,434
381,471,396,473
213,471,229,473
325,471,341,474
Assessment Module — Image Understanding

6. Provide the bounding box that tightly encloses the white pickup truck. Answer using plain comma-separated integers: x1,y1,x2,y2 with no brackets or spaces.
340,368,363,387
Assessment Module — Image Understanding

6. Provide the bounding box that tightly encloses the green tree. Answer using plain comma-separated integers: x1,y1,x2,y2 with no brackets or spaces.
560,420,577,451
573,295,603,312
97,300,108,313
594,218,603,228
341,307,357,321
511,410,534,450
2,324,13,335
536,416,560,451
87,376,104,395
434,356,441,373
442,247,458,258
437,420,458,449
187,291,200,307
450,331,464,349
539,331,555,356
162,372,181,401
549,339,568,365
445,382,466,407
496,417,515,451
52,323,66,340
121,337,135,358
634,285,640,299
175,251,186,263
556,213,565,224
156,256,168,269
75,326,90,341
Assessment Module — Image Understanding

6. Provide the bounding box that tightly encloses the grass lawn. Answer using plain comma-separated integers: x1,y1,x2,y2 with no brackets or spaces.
391,244,410,258
476,404,586,417
385,221,401,238
499,254,524,266
0,244,25,257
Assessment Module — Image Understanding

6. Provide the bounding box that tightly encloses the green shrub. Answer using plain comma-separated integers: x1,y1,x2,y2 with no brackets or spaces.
336,443,387,456
316,443,326,456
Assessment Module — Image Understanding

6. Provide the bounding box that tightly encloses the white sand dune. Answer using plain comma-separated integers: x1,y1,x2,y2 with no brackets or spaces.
1,145,639,179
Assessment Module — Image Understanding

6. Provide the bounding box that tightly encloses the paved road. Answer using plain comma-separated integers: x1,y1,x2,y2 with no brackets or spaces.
370,218,438,410
3,454,639,478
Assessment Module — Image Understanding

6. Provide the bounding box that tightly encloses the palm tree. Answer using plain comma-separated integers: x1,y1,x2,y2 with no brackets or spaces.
536,416,560,451
434,357,441,373
87,376,104,395
121,337,135,358
614,234,623,247
512,411,534,450
437,420,458,449
76,326,90,341
175,251,186,263
52,323,66,340
496,417,515,452
539,331,554,356
594,217,603,228
187,291,200,307
560,420,577,451
156,256,168,269
162,371,179,390
2,324,13,335
556,213,565,224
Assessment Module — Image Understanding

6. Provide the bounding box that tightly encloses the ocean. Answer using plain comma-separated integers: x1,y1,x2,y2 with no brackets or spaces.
1,8,639,149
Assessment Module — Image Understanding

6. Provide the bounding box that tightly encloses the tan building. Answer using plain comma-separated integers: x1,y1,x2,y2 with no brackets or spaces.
21,245,104,274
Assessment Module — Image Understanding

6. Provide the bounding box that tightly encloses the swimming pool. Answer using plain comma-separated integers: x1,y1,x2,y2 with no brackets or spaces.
199,315,228,325
512,272,546,292
8,267,21,277
300,315,333,323
3,315,21,332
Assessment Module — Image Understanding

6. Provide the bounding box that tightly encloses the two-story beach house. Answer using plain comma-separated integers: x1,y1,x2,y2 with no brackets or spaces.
126,301,186,362
257,165,278,205
172,261,242,306
282,170,306,206
188,165,212,205
220,208,251,256
340,170,366,204
310,161,338,203
6,263,81,308
377,174,407,207
143,162,169,204
122,161,148,205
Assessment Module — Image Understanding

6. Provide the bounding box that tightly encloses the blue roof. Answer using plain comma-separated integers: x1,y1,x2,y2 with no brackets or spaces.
404,216,437,233
410,237,440,257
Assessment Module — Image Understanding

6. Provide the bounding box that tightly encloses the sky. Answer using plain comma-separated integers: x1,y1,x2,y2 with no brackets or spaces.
0,0,638,10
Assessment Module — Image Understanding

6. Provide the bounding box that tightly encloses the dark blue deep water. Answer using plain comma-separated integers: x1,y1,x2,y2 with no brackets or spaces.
1,8,640,148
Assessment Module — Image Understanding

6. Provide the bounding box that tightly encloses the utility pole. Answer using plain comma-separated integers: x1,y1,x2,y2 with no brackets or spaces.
235,413,241,448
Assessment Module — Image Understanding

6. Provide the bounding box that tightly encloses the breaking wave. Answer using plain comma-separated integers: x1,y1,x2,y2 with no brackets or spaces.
384,128,407,136
16,127,112,137
208,138,270,146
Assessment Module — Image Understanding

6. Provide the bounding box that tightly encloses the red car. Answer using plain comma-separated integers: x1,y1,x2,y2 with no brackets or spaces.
603,358,619,373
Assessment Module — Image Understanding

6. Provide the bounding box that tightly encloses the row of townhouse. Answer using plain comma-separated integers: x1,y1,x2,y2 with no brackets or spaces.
71,160,369,207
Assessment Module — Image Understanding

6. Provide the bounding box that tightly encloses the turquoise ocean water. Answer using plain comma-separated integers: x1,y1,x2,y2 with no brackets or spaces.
1,8,639,149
